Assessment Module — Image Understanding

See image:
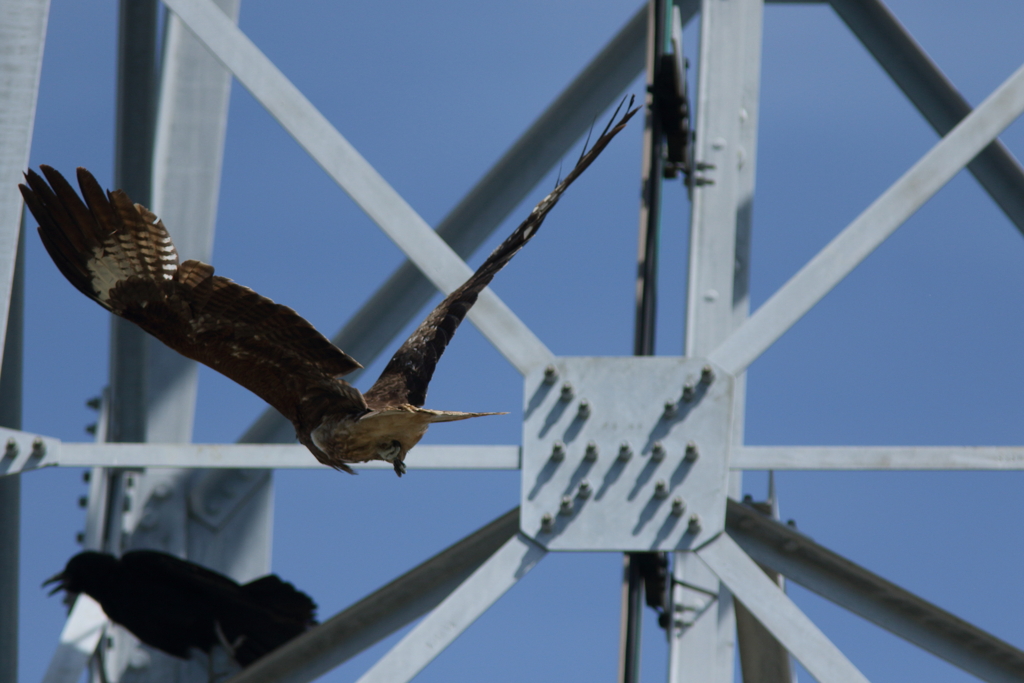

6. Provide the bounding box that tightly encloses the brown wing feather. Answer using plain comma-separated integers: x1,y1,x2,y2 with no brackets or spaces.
21,166,365,423
364,100,639,409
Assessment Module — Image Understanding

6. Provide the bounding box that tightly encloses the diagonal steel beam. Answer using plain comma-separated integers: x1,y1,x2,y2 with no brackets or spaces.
40,595,108,683
355,531,546,683
0,0,49,387
727,499,1024,683
733,445,1024,470
696,532,871,683
830,0,1024,237
239,3,660,444
709,57,1024,377
225,508,519,683
161,0,553,378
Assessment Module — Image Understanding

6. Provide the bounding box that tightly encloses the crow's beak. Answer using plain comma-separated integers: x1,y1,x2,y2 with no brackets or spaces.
42,572,65,596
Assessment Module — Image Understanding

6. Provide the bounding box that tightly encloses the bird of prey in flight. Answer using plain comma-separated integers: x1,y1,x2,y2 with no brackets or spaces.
21,102,636,476
45,550,316,667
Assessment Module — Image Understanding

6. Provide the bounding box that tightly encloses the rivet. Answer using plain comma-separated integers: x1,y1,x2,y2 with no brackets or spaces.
75,532,84,544
541,513,554,532
543,365,558,384
82,471,91,483
654,480,669,499
584,441,599,462
577,399,591,419
688,514,702,534
577,480,592,498
560,382,575,401
618,442,633,462
559,496,574,515
682,382,695,402
787,519,798,528
663,400,677,418
551,441,566,461
77,496,87,508
671,497,686,516
32,437,45,457
685,442,699,462
701,365,715,384
651,442,666,461
3,439,16,458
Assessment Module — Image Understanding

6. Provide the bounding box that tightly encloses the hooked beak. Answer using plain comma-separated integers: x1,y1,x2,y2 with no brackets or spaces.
42,571,66,596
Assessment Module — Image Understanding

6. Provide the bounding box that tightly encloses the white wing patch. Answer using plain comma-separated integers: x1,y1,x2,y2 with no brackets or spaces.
88,246,128,305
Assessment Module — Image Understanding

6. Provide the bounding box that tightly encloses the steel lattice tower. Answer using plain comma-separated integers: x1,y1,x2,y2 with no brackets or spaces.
4,2,1024,683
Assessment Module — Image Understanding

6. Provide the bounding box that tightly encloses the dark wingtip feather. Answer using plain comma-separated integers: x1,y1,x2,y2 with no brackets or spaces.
365,98,638,409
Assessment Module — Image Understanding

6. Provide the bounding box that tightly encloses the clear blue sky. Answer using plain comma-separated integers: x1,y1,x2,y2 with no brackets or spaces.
16,1,1024,682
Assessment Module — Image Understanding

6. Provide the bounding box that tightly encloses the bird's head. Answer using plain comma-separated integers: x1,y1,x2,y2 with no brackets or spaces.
43,551,117,597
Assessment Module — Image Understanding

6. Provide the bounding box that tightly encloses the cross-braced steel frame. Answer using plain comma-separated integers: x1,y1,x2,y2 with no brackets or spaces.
5,1,1024,682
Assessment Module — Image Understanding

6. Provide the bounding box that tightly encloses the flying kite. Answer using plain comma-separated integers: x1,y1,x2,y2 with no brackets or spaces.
21,102,636,475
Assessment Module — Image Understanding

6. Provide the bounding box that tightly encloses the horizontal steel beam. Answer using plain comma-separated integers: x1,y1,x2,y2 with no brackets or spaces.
733,445,1024,470
239,3,653,445
696,532,870,683
829,0,1024,236
709,57,1024,377
161,0,553,377
0,428,519,474
726,499,1024,683
226,508,520,683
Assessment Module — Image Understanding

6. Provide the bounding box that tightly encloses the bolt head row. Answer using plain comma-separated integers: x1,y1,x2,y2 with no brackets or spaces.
545,439,700,464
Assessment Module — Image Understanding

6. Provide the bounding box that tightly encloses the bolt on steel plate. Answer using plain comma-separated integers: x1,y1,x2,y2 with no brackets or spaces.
521,357,733,551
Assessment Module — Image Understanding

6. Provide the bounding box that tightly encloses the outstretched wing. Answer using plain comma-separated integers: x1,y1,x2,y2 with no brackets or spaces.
364,100,639,409
21,166,364,423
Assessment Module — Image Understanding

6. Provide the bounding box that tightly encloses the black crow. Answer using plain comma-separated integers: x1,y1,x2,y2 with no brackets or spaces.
45,550,317,667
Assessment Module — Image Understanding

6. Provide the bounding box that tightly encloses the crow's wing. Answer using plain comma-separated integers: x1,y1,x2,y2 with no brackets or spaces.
363,101,638,409
21,166,365,423
119,551,311,665
242,574,317,627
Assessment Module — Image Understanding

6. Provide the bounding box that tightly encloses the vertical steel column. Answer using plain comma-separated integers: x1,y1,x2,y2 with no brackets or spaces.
0,227,24,683
91,4,159,682
0,2,49,681
671,0,764,682
620,2,669,682
107,2,263,682
107,0,159,447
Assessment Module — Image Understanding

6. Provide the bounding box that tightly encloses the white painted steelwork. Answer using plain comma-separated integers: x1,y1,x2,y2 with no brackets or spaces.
709,57,1024,378
521,357,733,551
353,533,546,683
162,0,554,377
697,533,871,683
